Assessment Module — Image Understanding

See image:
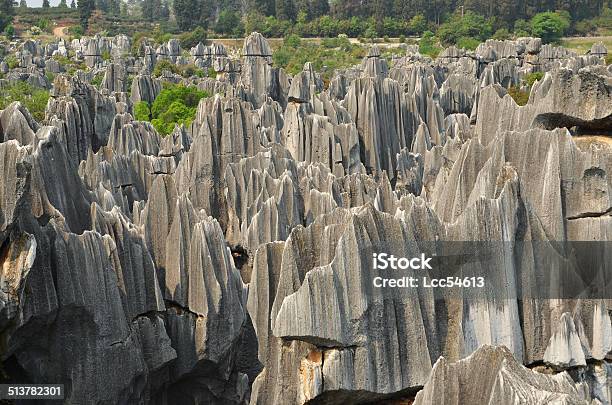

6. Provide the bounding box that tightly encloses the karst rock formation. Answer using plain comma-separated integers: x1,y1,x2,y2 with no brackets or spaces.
0,33,611,404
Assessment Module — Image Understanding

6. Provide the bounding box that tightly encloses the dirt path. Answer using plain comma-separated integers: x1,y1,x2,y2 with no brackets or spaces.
53,26,68,38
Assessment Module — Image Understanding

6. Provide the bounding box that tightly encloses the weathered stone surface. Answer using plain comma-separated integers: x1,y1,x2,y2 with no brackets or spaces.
1,33,611,405
415,345,592,405
476,70,612,146
0,102,39,144
131,74,162,105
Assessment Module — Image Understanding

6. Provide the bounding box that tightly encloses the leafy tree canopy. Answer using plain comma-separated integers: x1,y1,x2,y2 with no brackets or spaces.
135,84,210,136
530,11,570,44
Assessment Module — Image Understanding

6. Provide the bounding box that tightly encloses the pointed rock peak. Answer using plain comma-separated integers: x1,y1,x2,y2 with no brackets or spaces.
243,32,272,57
543,312,587,369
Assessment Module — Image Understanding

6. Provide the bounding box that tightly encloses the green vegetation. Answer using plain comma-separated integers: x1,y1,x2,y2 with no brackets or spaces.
133,101,152,122
507,86,529,106
525,72,544,86
530,11,570,44
215,9,244,36
419,31,441,58
153,60,181,77
91,73,104,87
272,34,365,79
493,28,511,40
178,27,208,49
561,36,612,55
0,82,50,122
3,24,15,38
0,0,15,34
4,55,19,69
134,84,210,136
437,11,493,46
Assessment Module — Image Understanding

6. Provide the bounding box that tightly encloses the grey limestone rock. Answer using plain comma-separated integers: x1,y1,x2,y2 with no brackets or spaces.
414,345,593,405
1,33,611,405
131,74,162,105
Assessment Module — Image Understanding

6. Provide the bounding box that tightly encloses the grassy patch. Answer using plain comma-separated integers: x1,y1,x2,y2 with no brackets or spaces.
0,82,50,122
560,36,612,54
273,35,365,80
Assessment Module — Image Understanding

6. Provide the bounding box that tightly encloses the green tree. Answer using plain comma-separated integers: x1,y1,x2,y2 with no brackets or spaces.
78,0,95,30
59,0,68,7
146,84,210,135
174,0,200,30
42,0,50,8
436,11,493,46
419,30,441,57
19,0,26,8
4,24,15,38
493,28,510,40
311,0,329,18
276,0,296,20
530,11,570,43
514,19,531,36
0,0,15,32
134,101,151,121
142,0,154,21
251,0,275,16
215,9,243,35
70,0,76,7
178,26,208,48
409,14,427,34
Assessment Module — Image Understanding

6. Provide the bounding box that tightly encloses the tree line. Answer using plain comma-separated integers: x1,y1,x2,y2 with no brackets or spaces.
1,0,609,38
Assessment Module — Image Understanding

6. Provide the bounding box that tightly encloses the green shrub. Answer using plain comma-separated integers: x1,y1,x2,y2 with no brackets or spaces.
147,84,210,135
321,35,351,50
181,64,197,78
4,54,19,69
419,31,441,58
409,14,427,35
101,50,111,61
272,37,365,79
574,20,596,36
364,27,377,42
398,34,406,43
91,73,104,87
525,71,543,86
514,19,531,36
507,86,529,106
131,33,148,57
178,27,207,49
0,82,50,122
284,33,301,48
4,24,15,38
593,6,612,31
68,25,84,38
37,18,51,32
493,28,510,40
153,59,180,77
133,101,151,121
456,36,480,50
437,11,493,46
